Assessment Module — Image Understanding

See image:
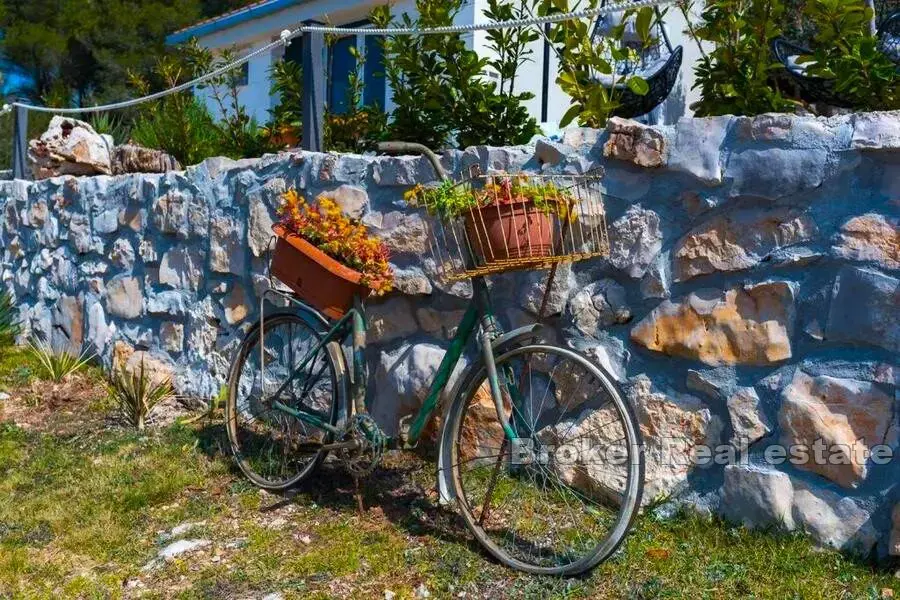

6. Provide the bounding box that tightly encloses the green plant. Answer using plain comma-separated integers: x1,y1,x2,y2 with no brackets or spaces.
27,338,95,383
268,58,304,136
678,0,797,116
405,176,576,221
127,42,222,165
324,43,389,153
106,359,174,430
371,0,537,149
458,0,539,147
201,46,281,158
89,112,132,145
798,0,899,109
0,289,20,348
537,0,653,127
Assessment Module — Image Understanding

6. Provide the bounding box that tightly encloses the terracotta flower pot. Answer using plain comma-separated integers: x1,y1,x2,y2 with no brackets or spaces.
270,224,370,319
464,201,556,263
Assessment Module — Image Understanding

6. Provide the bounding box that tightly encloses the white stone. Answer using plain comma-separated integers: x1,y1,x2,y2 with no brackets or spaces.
608,206,662,278
720,465,795,530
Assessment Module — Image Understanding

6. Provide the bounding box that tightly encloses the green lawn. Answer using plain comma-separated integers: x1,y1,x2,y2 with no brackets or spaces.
0,347,897,599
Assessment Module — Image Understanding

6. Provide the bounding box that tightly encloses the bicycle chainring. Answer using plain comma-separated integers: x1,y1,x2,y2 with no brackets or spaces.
339,414,386,477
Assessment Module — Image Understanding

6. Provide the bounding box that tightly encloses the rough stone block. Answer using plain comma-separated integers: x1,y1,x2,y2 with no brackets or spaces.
106,276,143,320
833,213,899,270
674,208,817,282
779,369,895,488
720,465,795,530
826,266,899,354
631,281,795,366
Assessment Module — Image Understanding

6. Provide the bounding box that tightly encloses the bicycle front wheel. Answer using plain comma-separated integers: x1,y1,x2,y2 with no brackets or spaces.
447,344,644,576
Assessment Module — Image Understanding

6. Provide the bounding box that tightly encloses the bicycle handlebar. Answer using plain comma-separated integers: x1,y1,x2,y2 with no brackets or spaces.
376,141,449,183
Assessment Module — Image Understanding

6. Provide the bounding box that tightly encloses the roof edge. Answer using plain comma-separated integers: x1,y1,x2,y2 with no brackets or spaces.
166,0,301,45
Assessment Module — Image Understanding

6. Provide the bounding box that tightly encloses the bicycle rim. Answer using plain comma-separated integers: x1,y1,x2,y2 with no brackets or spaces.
449,344,644,575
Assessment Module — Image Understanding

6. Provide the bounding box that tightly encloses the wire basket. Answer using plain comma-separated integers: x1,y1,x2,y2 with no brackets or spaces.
419,171,610,282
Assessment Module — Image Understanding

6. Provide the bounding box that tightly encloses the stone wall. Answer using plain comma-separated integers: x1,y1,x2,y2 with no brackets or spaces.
1,111,898,557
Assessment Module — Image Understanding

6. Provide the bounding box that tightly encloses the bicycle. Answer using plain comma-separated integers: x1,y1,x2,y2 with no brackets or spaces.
225,142,645,576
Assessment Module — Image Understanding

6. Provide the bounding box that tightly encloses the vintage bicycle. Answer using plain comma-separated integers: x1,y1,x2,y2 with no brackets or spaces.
225,142,645,576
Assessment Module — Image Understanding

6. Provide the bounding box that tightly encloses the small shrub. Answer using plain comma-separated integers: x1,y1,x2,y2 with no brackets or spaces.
128,44,223,166
678,0,797,116
27,338,95,383
537,0,654,128
267,59,304,145
89,112,132,146
324,43,388,153
798,0,899,110
106,360,174,430
371,0,538,149
0,289,20,348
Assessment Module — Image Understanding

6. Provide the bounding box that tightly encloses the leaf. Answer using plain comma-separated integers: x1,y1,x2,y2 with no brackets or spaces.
635,7,653,44
626,76,650,96
559,103,583,127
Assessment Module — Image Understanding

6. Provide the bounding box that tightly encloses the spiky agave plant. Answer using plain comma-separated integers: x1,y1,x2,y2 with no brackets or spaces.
0,289,20,349
27,338,95,382
106,359,174,430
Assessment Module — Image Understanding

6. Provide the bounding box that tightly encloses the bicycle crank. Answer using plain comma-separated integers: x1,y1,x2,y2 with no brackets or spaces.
337,414,386,477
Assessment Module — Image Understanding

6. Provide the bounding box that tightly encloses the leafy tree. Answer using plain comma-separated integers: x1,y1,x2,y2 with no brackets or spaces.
0,0,210,104
798,0,899,110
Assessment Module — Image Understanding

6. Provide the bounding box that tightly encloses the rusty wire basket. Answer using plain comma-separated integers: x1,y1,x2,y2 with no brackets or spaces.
419,171,610,282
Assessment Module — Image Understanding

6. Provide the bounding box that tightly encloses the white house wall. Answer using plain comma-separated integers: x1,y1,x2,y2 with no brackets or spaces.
190,0,709,129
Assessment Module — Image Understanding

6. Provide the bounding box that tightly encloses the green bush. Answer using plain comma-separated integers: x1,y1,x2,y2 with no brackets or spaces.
678,0,797,117
128,40,277,165
371,0,538,149
798,0,899,110
537,0,653,127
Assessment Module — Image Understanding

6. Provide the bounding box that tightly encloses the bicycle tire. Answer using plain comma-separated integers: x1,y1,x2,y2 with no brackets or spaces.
446,344,644,576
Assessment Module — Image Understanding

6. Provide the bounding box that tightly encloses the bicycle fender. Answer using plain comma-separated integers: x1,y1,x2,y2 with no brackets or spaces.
435,323,546,505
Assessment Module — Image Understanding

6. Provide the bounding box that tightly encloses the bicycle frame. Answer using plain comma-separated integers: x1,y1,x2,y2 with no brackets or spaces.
259,274,517,447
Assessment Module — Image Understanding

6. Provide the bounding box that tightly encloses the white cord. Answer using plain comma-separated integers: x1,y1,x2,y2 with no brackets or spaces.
10,0,677,116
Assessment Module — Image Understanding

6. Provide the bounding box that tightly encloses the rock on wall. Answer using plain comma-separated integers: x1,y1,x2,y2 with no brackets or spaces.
1,111,898,556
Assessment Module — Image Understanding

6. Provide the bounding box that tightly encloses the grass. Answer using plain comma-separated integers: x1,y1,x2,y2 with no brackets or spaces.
0,352,898,599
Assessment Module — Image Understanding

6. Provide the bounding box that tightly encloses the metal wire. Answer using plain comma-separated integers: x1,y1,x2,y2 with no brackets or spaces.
3,0,677,116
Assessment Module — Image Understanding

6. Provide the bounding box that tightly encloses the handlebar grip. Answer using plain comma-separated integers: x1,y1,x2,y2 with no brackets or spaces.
376,141,449,182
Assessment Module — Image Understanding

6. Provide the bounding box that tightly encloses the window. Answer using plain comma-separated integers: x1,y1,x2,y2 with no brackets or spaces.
235,62,249,87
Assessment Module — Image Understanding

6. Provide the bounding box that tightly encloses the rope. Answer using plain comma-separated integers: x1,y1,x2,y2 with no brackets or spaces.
2,0,677,116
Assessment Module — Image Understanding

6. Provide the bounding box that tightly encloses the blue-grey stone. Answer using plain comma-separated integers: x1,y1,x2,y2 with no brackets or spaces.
826,266,899,353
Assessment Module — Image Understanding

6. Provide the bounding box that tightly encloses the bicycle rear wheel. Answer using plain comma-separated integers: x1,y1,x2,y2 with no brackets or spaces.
446,344,644,575
225,311,346,490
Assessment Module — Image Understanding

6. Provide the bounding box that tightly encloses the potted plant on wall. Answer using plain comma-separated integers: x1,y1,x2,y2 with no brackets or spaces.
406,175,577,263
271,190,393,319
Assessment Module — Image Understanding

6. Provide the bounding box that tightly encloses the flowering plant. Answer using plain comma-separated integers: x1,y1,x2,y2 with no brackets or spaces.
404,175,576,222
277,190,394,295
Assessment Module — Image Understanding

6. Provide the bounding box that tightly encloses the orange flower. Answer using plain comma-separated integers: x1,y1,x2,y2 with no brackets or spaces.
277,189,394,295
